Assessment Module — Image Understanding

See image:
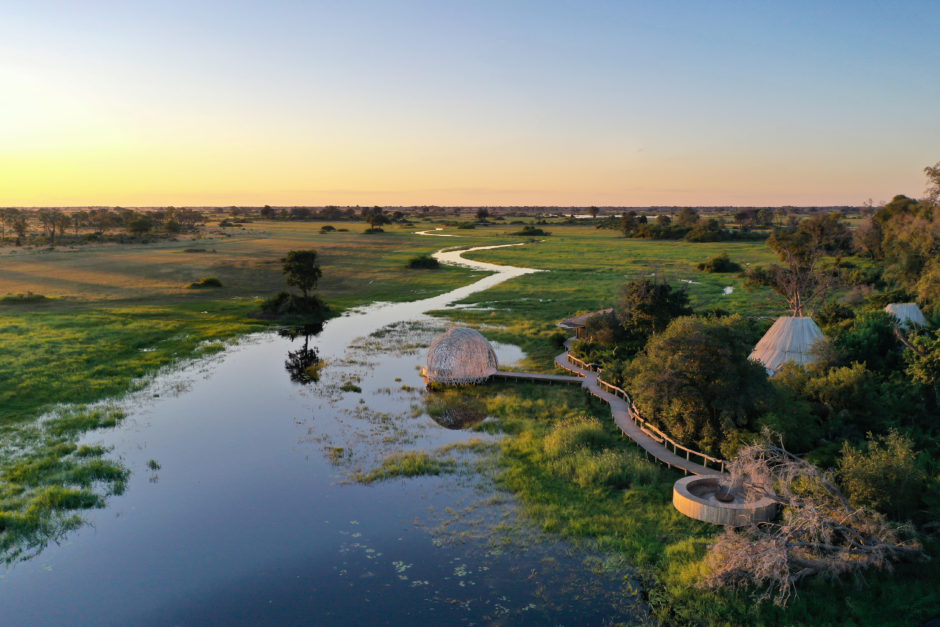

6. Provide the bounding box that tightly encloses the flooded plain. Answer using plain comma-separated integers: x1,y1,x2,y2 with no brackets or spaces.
0,245,646,625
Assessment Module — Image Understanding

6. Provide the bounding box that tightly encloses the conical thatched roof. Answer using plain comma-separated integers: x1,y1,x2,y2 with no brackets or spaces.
885,303,927,328
748,316,825,376
425,327,498,385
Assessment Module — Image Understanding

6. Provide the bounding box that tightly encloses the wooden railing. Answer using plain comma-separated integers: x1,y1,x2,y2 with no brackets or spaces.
564,349,727,474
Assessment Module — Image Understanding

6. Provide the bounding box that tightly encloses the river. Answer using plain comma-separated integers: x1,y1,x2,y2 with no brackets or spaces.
0,244,645,625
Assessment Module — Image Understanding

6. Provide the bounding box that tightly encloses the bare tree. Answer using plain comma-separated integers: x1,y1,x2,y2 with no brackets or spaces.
745,216,849,316
703,435,927,607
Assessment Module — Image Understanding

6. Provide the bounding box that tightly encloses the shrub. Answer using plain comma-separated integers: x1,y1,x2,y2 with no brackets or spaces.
259,292,329,319
697,252,742,273
838,430,925,520
1,292,48,304
363,227,385,234
186,276,223,289
407,254,440,269
510,225,550,236
319,225,336,233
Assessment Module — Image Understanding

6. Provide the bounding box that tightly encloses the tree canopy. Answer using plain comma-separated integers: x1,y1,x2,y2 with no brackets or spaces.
281,249,322,299
626,315,774,458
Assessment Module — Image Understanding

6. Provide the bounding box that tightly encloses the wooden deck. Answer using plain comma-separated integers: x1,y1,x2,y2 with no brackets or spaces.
553,347,724,477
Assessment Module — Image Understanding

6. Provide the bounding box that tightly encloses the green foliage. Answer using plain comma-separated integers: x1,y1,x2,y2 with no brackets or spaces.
905,327,940,405
626,315,774,457
868,185,940,311
280,249,322,298
319,224,336,233
815,301,855,326
186,276,223,289
406,254,440,269
340,381,362,393
832,310,904,372
697,252,743,273
838,430,925,520
616,279,693,348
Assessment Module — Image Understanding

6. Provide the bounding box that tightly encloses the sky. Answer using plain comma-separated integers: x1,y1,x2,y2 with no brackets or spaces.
1,1,939,207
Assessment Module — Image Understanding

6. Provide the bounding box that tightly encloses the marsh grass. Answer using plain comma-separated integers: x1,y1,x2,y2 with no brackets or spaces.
0,406,129,563
356,451,454,483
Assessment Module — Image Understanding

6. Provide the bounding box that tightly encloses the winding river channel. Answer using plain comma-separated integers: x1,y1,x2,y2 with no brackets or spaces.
0,244,646,625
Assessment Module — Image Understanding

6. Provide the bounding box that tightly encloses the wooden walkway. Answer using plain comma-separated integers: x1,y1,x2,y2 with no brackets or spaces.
553,345,724,477
492,370,584,384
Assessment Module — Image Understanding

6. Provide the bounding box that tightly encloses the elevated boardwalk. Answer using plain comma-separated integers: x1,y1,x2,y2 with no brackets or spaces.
554,345,724,477
491,370,583,384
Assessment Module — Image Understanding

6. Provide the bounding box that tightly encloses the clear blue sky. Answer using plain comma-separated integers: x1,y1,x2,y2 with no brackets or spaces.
1,0,938,206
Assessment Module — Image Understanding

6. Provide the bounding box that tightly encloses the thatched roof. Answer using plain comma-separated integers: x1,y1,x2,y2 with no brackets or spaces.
748,316,825,376
885,303,927,328
425,327,498,385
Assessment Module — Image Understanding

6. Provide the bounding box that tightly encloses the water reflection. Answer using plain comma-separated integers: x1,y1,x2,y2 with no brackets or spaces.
279,324,324,384
426,390,488,430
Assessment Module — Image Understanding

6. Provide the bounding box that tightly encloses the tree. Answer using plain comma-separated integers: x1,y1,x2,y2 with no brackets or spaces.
260,205,276,219
923,160,940,207
704,437,927,607
676,207,699,227
746,221,839,316
37,208,64,247
126,213,154,236
798,212,852,255
12,214,28,245
902,326,940,406
626,315,773,457
281,250,322,299
362,206,390,230
0,208,19,241
476,208,490,221
72,210,88,236
589,206,599,219
616,278,692,343
620,210,639,235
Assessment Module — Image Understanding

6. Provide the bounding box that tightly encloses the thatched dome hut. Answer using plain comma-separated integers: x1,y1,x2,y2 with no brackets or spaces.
425,327,498,385
885,303,928,328
748,316,825,376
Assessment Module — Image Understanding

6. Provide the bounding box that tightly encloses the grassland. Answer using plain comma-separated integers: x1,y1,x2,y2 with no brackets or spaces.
0,221,485,425
12,216,922,622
